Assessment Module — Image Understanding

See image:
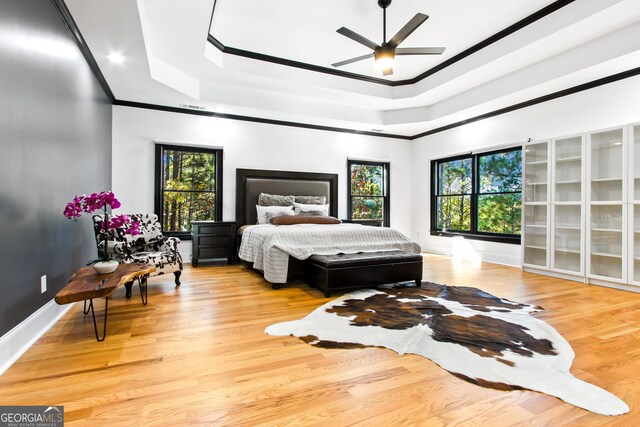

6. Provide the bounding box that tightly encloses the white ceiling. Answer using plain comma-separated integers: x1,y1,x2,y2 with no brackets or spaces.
66,0,640,137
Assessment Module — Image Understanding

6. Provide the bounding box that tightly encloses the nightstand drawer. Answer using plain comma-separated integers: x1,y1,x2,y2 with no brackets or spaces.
198,236,230,247
198,247,232,258
191,221,238,266
197,225,234,236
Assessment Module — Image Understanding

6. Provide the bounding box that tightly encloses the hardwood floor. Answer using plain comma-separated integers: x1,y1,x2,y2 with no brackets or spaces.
1,254,639,426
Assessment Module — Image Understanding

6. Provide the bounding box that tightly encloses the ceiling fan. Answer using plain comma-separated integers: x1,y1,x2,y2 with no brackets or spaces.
331,0,445,76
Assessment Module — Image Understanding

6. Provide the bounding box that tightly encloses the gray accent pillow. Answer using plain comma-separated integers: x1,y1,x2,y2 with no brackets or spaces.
300,210,324,216
258,193,295,206
294,195,326,205
293,202,330,216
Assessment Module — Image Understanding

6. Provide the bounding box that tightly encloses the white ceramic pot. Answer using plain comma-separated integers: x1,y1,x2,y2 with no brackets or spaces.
93,260,119,275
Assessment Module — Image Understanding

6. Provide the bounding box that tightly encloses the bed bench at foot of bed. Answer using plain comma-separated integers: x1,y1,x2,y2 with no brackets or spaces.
303,251,423,297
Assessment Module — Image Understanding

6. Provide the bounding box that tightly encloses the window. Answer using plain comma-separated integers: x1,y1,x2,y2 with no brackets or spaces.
431,147,522,243
348,160,390,227
155,144,223,239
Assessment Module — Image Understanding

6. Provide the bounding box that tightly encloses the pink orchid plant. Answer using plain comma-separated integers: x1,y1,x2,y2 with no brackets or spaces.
63,191,139,261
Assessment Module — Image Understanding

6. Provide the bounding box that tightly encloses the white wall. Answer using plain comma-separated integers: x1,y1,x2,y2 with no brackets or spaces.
412,75,640,266
112,106,413,260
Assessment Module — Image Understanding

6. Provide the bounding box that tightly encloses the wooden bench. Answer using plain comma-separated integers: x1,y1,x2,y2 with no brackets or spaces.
55,263,155,341
303,251,423,297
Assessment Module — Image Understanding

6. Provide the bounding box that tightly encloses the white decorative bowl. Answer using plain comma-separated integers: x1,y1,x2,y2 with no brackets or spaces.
93,260,119,275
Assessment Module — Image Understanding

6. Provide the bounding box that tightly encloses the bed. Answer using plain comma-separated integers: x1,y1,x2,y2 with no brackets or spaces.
235,168,422,291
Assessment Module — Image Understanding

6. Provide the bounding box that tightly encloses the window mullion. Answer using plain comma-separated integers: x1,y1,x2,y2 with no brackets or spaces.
471,154,478,235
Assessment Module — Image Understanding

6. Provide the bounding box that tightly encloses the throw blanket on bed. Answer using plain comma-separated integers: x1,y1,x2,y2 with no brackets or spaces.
239,224,421,283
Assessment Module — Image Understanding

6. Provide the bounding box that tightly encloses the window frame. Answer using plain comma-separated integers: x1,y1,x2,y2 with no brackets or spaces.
430,146,522,245
154,144,223,240
347,159,390,227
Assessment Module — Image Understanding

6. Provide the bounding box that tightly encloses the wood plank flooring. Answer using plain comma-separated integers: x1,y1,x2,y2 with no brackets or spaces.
1,254,639,426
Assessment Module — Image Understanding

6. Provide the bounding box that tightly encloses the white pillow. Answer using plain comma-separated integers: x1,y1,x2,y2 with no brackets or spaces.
293,202,329,216
256,205,294,224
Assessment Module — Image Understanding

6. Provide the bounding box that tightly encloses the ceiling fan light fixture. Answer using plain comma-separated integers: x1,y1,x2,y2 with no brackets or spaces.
332,1,442,75
374,47,394,70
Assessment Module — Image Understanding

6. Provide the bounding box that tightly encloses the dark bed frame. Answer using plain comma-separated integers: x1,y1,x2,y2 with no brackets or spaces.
236,168,339,283
235,168,422,296
235,168,338,227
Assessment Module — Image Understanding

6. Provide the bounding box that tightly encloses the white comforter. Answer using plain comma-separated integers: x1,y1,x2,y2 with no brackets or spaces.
238,223,421,283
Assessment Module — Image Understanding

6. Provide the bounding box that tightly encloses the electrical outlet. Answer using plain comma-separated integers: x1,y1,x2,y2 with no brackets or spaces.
40,275,47,294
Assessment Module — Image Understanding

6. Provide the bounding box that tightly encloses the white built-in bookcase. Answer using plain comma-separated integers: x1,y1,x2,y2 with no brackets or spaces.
587,127,626,282
553,134,585,276
523,121,640,292
523,141,550,269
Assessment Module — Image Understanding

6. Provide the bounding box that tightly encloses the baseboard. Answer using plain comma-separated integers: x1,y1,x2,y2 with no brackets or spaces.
421,240,521,268
588,278,640,294
479,252,521,268
0,300,72,376
522,267,587,283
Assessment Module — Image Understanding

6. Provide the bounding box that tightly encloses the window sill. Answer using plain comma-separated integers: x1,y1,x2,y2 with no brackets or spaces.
165,232,193,241
430,230,521,245
343,219,384,227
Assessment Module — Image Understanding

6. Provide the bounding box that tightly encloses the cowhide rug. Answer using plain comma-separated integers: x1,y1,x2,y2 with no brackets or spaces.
265,282,629,416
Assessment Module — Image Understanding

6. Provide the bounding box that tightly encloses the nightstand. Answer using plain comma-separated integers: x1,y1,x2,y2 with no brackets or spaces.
191,221,238,266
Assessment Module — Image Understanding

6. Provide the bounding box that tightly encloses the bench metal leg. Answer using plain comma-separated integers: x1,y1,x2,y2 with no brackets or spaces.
137,274,148,305
86,298,109,342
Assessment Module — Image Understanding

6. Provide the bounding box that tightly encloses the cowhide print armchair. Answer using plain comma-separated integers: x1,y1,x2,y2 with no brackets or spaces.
93,213,183,298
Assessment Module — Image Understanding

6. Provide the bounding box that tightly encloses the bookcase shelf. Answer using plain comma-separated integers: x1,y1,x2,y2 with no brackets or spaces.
555,248,580,254
556,225,580,230
592,252,623,259
556,156,582,163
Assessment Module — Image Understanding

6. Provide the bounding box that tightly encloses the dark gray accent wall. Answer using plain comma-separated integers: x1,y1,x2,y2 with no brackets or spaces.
0,0,112,336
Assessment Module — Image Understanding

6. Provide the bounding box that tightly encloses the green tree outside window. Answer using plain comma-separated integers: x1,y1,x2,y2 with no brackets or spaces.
348,161,389,226
156,145,223,236
436,158,472,231
432,148,522,241
477,150,522,235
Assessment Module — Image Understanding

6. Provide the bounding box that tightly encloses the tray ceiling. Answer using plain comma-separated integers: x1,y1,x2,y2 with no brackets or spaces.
65,0,640,137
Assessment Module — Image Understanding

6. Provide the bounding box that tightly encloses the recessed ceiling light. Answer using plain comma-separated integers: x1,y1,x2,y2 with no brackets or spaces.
107,52,125,64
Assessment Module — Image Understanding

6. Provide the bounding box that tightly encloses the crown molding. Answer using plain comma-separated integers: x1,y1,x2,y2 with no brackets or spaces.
51,0,115,103
113,100,412,140
412,66,640,139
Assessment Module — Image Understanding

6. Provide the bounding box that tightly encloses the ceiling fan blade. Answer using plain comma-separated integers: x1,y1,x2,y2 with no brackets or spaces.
337,27,379,50
388,13,429,49
331,53,374,68
382,67,393,76
395,47,446,55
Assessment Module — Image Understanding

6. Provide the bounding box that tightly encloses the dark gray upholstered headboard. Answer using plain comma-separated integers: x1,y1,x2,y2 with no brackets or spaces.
236,169,339,227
